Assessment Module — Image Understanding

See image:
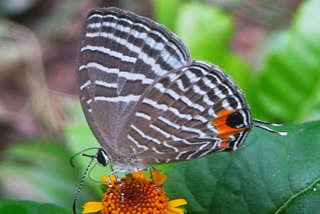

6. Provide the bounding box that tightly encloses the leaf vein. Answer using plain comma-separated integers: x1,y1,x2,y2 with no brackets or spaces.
274,176,320,214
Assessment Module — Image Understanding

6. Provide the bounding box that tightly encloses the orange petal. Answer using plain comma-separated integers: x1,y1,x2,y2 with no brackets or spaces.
132,171,146,179
82,201,102,214
101,175,109,184
167,199,188,214
152,170,167,185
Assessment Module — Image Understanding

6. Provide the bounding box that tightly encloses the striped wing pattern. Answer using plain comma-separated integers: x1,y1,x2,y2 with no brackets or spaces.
78,7,253,170
124,61,252,165
79,7,191,160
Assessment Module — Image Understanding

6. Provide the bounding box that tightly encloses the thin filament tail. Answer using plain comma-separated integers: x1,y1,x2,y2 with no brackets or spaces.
254,119,287,136
255,124,287,136
253,118,283,127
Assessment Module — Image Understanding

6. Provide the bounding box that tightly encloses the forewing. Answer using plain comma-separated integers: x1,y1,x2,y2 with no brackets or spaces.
78,7,191,158
123,61,253,164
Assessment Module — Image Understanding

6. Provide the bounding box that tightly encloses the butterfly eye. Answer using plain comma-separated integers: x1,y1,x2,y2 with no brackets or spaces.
96,148,109,166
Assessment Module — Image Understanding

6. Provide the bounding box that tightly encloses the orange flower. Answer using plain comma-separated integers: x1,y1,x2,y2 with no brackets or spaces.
82,170,187,214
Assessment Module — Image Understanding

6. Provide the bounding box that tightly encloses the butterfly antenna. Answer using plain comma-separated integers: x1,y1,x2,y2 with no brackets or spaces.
87,162,104,183
69,147,99,167
73,156,96,214
253,119,287,136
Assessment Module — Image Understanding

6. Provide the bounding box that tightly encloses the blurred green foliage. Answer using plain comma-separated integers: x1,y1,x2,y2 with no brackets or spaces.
1,0,320,213
0,199,70,214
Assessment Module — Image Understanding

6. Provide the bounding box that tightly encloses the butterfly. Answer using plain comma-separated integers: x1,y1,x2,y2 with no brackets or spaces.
73,7,286,213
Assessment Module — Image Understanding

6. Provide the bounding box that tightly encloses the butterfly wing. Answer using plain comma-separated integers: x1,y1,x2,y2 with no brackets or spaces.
122,61,253,165
78,7,191,160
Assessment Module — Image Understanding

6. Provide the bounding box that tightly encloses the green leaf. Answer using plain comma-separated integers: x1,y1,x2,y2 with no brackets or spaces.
0,139,97,211
164,120,320,213
175,2,233,63
174,2,252,93
249,0,320,122
220,54,252,93
153,0,181,31
0,199,71,214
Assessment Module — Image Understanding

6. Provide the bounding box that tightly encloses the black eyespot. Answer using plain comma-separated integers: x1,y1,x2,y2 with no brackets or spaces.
226,111,245,129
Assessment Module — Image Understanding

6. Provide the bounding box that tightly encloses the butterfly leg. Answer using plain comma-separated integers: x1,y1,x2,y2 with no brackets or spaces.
107,171,124,201
149,167,161,192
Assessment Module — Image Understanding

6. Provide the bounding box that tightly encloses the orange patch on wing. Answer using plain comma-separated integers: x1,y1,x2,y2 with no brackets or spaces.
212,109,244,138
220,139,229,149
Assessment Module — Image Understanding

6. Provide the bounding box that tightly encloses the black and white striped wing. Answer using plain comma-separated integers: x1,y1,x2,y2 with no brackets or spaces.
78,8,191,157
122,61,253,165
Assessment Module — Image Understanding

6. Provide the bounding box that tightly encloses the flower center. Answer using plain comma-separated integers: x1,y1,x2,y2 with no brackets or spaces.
101,176,169,214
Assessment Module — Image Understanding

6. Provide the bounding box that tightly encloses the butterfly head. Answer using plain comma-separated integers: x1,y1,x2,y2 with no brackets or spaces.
94,148,110,166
